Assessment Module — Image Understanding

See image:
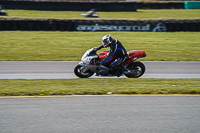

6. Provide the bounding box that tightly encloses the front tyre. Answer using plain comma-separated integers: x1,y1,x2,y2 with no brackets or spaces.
124,61,145,78
74,65,94,78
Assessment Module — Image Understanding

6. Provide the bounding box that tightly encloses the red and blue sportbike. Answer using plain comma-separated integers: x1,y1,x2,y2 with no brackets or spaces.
74,48,146,78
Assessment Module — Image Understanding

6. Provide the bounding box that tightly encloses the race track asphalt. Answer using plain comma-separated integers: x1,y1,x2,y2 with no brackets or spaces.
1,96,200,133
1,62,200,133
0,61,199,79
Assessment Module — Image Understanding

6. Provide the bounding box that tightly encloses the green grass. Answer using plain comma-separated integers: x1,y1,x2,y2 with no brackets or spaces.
0,31,199,61
2,9,200,19
0,79,200,96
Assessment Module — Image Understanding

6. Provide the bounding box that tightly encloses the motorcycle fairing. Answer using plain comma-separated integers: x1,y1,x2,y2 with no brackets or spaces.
97,50,146,66
121,50,146,65
98,50,116,66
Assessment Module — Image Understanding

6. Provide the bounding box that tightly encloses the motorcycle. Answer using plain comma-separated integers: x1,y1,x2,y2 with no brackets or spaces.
74,48,146,78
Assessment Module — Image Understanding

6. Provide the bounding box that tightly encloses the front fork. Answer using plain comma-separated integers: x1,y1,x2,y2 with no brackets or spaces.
79,61,89,73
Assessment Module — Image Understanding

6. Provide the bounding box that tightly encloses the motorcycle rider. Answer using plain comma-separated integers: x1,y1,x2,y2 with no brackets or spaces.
94,34,128,77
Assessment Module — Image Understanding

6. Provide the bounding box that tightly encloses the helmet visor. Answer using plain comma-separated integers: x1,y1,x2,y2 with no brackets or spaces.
102,39,109,47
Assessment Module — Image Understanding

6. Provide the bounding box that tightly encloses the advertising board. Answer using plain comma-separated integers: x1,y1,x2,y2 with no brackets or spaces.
76,23,167,32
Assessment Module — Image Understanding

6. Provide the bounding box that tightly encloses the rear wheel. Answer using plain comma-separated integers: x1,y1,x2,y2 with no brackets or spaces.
124,61,145,78
74,65,94,78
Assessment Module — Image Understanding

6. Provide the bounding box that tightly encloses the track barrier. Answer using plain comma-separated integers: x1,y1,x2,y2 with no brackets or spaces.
0,0,186,10
0,0,137,11
0,19,199,32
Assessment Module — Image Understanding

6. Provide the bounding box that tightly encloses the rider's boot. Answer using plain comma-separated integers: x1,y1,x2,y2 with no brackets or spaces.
115,66,123,77
111,66,124,77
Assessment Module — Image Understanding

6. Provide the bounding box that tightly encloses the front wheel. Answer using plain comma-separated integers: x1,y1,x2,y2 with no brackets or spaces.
74,65,94,78
124,61,145,78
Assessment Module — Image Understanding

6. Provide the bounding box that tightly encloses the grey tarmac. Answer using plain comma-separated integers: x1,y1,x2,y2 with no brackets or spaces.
0,96,200,133
0,61,199,79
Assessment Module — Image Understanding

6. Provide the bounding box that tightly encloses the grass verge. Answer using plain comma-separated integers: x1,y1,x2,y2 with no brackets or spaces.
0,79,200,96
2,9,200,19
0,31,200,61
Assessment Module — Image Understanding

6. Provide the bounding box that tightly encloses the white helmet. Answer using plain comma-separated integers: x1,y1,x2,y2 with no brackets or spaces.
102,34,113,47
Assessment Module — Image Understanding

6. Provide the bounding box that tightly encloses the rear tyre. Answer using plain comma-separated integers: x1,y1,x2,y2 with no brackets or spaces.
124,61,145,78
74,65,94,78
